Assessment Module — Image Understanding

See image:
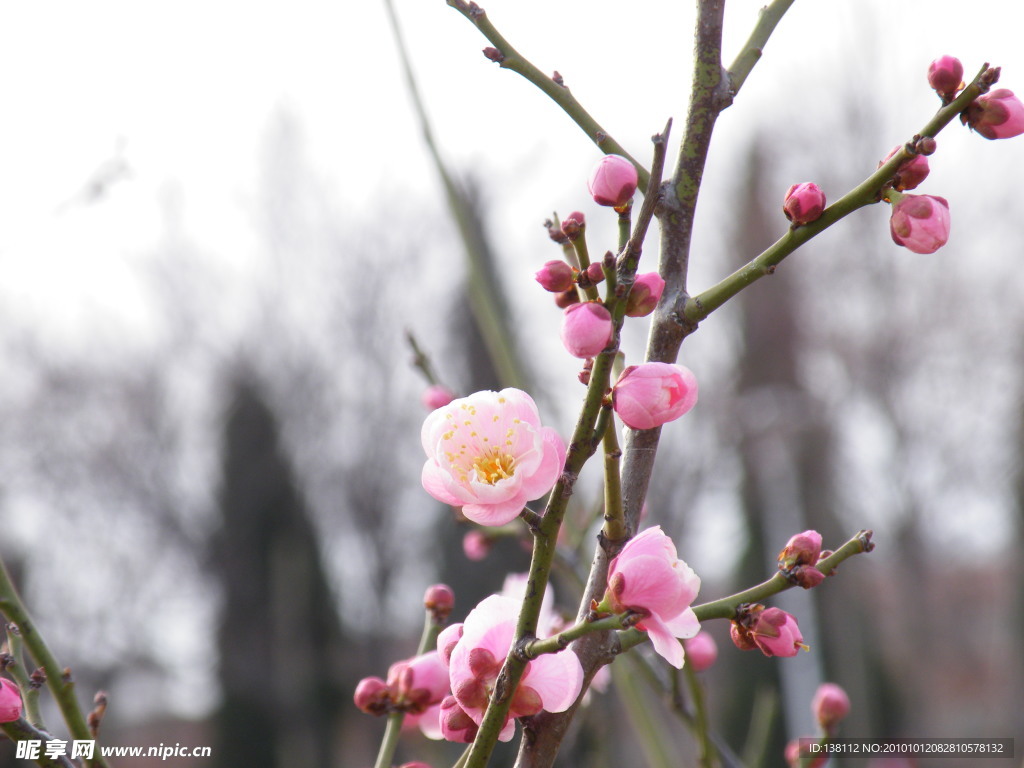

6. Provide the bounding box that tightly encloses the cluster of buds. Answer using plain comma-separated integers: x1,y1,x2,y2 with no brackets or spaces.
353,651,449,719
777,529,827,589
730,604,807,658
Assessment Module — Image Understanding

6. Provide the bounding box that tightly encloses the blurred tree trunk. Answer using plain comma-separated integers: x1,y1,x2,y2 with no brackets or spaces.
211,371,345,768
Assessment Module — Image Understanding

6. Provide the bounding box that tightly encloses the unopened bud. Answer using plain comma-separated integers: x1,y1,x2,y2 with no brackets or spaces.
560,302,614,359
812,682,851,730
353,676,390,716
879,145,930,191
782,182,826,226
535,260,576,292
554,289,580,309
683,632,718,672
424,584,455,623
585,262,605,285
624,272,665,317
963,88,1024,140
927,55,964,100
561,211,586,240
778,530,822,569
587,155,638,207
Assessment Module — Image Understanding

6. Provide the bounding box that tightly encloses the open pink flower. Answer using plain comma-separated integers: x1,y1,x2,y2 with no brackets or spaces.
612,363,698,430
446,595,583,738
889,193,950,254
421,389,566,526
600,526,701,668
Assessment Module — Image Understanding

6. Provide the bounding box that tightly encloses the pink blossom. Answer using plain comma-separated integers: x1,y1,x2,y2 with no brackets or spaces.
0,679,20,723
437,623,464,666
812,682,851,730
535,260,576,293
388,652,451,739
751,608,805,658
880,145,930,191
462,529,492,561
783,182,826,226
889,193,950,254
587,155,638,207
421,385,455,411
560,302,614,359
964,88,1024,139
683,631,718,673
611,362,698,430
353,676,389,715
446,595,583,737
421,389,566,526
561,211,586,240
625,272,665,317
600,526,701,668
927,55,964,98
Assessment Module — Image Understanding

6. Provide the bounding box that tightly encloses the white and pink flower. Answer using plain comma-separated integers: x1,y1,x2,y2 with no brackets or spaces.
443,594,583,741
421,389,566,526
599,526,701,668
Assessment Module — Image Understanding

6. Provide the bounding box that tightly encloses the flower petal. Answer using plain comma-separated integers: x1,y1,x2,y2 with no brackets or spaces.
521,651,584,713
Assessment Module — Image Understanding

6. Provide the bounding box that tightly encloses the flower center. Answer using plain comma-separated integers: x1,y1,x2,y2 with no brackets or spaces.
472,447,516,485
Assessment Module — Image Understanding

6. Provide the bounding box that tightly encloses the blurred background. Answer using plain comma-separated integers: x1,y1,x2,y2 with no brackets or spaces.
1,1,1023,766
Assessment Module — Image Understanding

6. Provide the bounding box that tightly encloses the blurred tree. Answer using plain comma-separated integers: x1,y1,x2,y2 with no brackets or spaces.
210,369,345,768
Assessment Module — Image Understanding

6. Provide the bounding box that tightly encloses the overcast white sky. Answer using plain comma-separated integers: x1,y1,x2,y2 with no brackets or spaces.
3,1,1024,349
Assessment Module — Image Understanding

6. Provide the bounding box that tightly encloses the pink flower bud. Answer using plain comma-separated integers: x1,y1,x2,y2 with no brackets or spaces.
354,676,390,715
585,262,605,284
421,385,456,411
812,682,851,730
611,362,698,430
0,679,22,723
778,530,822,569
964,88,1024,139
560,302,614,359
587,155,639,207
625,272,665,317
535,260,576,292
730,620,758,651
751,607,806,658
927,55,964,98
783,182,826,226
789,565,826,589
424,584,455,622
889,193,950,254
462,529,492,561
683,632,718,672
561,211,586,240
880,145,930,191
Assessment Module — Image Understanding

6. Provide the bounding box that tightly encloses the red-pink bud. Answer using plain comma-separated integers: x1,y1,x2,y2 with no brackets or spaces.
751,608,806,658
625,272,665,317
880,145,930,191
561,211,586,240
964,88,1024,139
421,385,456,411
611,362,698,430
927,55,964,99
783,182,826,226
0,679,22,723
778,530,823,569
812,682,851,730
584,262,605,285
790,565,826,589
424,584,455,622
535,260,576,292
730,620,758,651
683,632,718,672
587,155,638,207
354,676,390,715
462,529,492,561
560,302,614,358
889,193,950,254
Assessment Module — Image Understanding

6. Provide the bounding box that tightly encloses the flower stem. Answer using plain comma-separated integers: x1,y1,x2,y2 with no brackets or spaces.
5,624,46,729
727,0,796,97
683,663,717,768
372,711,405,768
0,559,110,768
445,0,650,191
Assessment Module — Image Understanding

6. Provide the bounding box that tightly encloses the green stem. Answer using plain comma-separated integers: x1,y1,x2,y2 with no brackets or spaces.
570,230,600,302
405,329,443,387
685,65,995,324
6,625,45,729
601,413,627,544
385,0,528,389
617,204,632,254
684,664,717,768
446,0,651,191
524,614,629,658
0,561,109,768
372,711,405,768
726,0,797,96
